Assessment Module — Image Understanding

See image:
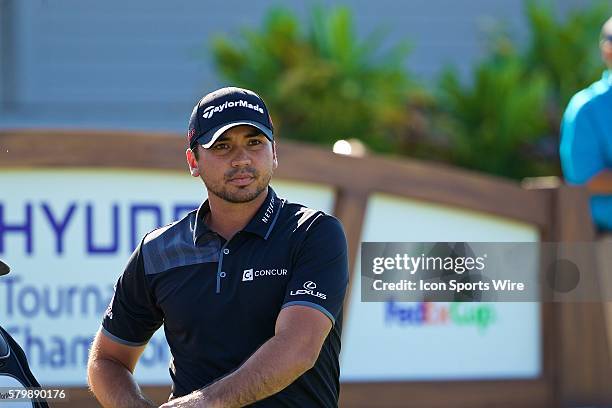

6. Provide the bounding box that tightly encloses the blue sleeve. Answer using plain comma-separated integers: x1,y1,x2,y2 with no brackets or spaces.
101,239,164,346
560,96,605,184
282,216,349,325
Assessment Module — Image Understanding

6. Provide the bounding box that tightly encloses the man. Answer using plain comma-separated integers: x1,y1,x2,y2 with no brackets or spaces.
87,87,349,407
560,16,612,230
0,260,49,408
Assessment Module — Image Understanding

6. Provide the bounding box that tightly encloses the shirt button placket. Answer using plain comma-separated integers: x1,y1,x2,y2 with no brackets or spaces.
216,244,230,294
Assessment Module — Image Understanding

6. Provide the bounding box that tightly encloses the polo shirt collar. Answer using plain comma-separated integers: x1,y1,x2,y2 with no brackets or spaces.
193,200,214,245
192,187,282,245
243,187,282,239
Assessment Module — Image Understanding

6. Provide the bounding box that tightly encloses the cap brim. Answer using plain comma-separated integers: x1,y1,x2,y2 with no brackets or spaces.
0,259,10,276
194,121,273,149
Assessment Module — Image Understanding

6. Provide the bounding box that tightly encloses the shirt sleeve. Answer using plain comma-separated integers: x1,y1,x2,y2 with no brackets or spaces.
560,97,605,184
282,215,349,324
101,238,164,346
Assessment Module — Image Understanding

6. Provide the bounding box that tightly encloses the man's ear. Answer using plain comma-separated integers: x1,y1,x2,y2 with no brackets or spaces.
602,42,612,69
186,148,200,177
272,141,278,169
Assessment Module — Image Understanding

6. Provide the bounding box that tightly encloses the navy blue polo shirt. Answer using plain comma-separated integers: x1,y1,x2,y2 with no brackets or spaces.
101,187,349,407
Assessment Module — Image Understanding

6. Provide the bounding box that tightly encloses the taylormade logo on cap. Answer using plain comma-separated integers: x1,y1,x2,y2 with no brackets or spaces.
187,86,274,148
202,100,265,119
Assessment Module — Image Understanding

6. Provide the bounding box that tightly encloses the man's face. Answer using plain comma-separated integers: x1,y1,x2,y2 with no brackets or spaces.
601,18,612,69
187,125,277,203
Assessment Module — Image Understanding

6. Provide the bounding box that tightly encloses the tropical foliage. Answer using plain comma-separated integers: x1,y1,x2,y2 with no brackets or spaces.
210,1,611,180
211,6,419,154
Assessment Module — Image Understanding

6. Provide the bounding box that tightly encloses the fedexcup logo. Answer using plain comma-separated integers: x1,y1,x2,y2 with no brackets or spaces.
290,281,327,299
242,268,254,281
203,100,264,119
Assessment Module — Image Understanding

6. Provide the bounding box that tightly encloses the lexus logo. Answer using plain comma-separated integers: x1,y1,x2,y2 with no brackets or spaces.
290,281,326,299
304,281,317,290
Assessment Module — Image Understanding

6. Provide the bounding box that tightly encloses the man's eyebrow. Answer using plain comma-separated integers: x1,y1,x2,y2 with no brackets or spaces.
244,129,264,137
215,129,264,143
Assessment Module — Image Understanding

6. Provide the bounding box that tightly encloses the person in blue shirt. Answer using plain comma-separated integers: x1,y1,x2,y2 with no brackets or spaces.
560,17,612,231
87,87,349,407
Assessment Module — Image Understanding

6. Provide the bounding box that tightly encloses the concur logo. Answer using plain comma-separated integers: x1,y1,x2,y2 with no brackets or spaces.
290,281,326,299
242,268,287,282
242,269,254,281
384,301,496,331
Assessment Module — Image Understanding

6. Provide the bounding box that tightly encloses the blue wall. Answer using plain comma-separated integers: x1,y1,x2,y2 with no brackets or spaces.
0,0,599,132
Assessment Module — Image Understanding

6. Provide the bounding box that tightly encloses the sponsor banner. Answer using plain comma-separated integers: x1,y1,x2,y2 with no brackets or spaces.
341,193,542,381
0,169,333,386
341,298,541,381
